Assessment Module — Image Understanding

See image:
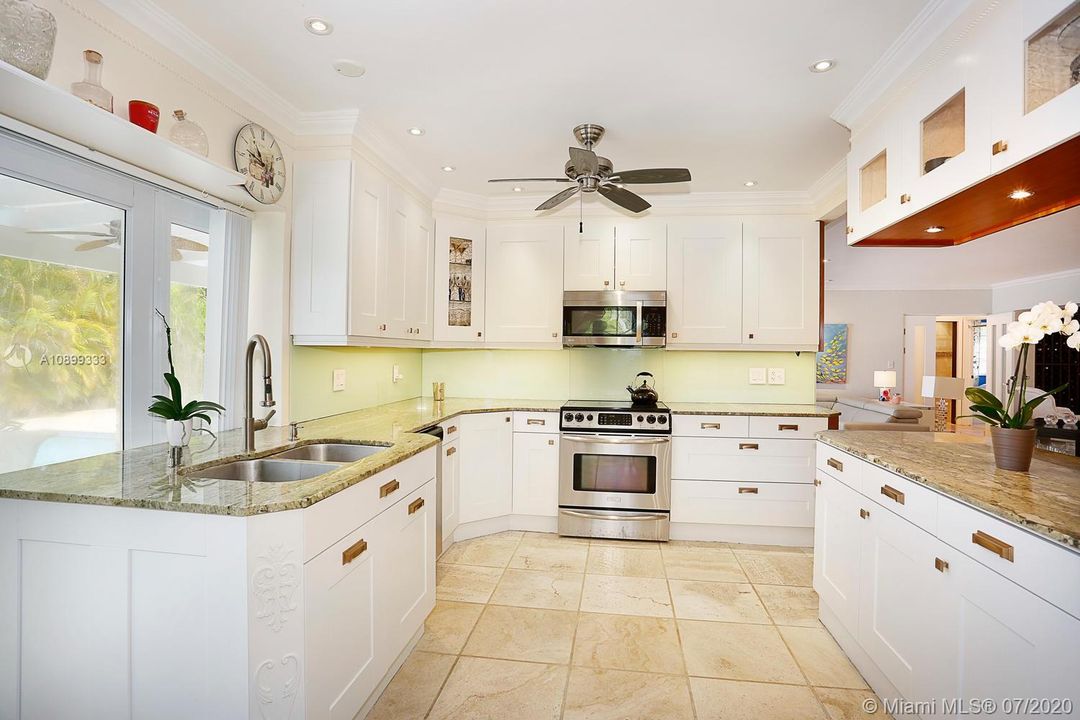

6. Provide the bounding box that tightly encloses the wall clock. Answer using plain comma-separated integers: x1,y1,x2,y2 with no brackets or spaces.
233,122,286,205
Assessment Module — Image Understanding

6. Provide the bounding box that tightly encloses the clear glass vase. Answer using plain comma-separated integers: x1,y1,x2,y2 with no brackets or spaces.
71,49,113,112
0,0,57,80
168,110,209,157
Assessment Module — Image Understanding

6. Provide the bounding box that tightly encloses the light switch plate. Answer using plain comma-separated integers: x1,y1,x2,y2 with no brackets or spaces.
749,368,767,385
392,364,403,384
767,368,786,385
332,368,346,392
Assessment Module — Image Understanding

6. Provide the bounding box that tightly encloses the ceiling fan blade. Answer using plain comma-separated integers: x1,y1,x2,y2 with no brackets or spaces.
488,178,572,183
598,184,651,213
29,230,116,237
171,237,208,252
535,185,580,211
75,238,117,251
568,147,599,176
609,168,692,184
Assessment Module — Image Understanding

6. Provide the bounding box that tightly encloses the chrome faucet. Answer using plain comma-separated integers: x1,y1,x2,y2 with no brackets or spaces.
244,334,276,452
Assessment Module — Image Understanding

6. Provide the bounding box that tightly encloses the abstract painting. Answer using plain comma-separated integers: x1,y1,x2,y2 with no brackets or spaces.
817,323,849,384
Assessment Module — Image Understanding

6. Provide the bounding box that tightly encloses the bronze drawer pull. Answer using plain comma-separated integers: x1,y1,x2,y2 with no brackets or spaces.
992,139,1008,155
934,557,949,573
880,484,905,505
826,458,843,471
342,538,368,565
380,479,400,498
408,497,425,514
526,418,546,425
548,439,555,446
505,416,512,422
446,446,457,456
739,443,759,450
700,422,724,430
778,424,799,431
900,193,911,205
972,530,1014,562
447,425,457,434
859,508,870,519
738,487,759,494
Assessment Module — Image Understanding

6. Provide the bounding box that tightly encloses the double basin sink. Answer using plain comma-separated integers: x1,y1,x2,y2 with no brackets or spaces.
186,442,385,483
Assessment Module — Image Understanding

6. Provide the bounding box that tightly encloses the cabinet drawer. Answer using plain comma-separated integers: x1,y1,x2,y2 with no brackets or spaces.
673,437,814,484
861,464,938,534
672,415,749,438
513,411,561,433
937,497,1080,620
815,444,862,490
749,416,828,439
303,448,437,562
671,480,814,527
439,419,461,438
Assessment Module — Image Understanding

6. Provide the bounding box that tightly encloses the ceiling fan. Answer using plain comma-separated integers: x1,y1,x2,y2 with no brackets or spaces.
27,219,209,261
488,123,691,213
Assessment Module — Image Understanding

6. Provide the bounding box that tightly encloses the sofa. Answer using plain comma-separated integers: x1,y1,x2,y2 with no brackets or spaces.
815,393,932,432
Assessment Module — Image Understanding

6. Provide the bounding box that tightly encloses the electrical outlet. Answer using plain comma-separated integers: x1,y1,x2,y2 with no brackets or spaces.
332,368,346,392
749,367,767,385
767,368,786,385
886,360,895,370
392,364,403,384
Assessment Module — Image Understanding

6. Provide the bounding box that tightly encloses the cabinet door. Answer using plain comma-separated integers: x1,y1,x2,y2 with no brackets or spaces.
405,206,434,340
349,159,389,338
434,214,485,343
666,218,742,345
846,114,902,243
458,412,514,523
304,516,384,720
614,220,666,291
383,189,410,339
564,220,615,291
512,433,559,517
813,473,863,636
485,223,564,344
376,481,437,658
742,216,819,347
291,159,350,337
441,439,460,543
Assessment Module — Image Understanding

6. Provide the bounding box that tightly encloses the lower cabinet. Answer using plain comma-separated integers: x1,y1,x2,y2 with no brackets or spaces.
512,432,559,516
441,437,460,544
671,480,813,527
376,483,437,656
457,412,513,523
812,473,864,635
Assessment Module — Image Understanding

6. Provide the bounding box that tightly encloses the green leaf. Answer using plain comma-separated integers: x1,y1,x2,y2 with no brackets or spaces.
151,394,173,405
964,387,1003,410
1019,383,1068,416
969,404,1006,421
192,412,214,426
148,400,180,420
163,372,182,406
191,400,226,413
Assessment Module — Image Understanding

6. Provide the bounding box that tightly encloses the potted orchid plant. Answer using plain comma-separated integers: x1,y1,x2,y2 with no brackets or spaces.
964,301,1079,471
147,311,225,448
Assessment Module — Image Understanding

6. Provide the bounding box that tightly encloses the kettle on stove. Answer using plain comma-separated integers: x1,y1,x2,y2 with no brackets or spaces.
626,372,659,406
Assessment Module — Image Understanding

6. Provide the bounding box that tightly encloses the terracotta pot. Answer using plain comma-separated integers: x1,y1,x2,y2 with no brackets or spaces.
989,426,1036,472
128,100,160,133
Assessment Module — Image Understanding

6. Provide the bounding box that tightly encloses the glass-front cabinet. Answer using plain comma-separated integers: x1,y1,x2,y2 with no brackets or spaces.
433,213,486,343
846,113,902,243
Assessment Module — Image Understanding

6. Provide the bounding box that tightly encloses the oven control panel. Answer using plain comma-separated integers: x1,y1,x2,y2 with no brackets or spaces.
561,409,670,433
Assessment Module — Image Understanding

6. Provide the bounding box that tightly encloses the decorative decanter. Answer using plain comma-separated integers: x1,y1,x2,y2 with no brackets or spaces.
168,110,209,157
71,49,113,112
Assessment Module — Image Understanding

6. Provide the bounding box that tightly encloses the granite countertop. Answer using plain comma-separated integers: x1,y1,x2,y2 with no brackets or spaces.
817,431,1080,550
0,396,832,516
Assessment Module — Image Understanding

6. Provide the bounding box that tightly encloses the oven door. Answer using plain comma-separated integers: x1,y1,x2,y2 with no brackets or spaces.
559,433,671,512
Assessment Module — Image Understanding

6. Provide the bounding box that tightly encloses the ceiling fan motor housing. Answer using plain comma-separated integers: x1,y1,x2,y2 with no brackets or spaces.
573,123,605,150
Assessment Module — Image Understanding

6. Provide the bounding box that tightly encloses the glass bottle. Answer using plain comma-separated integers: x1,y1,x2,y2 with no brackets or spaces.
168,110,210,157
71,49,113,112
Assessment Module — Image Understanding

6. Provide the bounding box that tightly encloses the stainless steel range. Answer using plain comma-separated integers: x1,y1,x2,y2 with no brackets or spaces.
558,400,672,541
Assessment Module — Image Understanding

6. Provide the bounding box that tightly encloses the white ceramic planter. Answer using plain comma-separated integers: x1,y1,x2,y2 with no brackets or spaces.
165,418,193,448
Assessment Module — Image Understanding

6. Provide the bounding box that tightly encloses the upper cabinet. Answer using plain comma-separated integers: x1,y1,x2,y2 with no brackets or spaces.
434,213,486,344
845,0,1080,246
666,218,743,346
485,222,564,345
564,219,666,291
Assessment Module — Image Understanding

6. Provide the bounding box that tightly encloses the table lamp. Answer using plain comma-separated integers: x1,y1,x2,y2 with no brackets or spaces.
874,370,897,402
921,375,966,431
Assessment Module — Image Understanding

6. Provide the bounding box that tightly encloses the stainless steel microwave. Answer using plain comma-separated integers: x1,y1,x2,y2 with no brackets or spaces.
562,291,667,347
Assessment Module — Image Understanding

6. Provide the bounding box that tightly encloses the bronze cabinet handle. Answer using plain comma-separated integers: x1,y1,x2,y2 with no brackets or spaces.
859,508,870,519
934,557,949,573
972,530,1014,562
548,439,555,446
992,139,1008,155
778,424,799,431
526,418,546,425
408,497,425,514
739,443,759,450
880,484,905,505
380,479,400,498
813,478,821,486
505,416,512,422
700,422,724,430
738,487,759,494
342,538,368,565
447,425,457,434
826,458,843,472
446,446,457,456
900,193,911,204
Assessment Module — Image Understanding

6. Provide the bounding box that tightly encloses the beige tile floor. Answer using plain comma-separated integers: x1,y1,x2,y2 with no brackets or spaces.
368,532,891,720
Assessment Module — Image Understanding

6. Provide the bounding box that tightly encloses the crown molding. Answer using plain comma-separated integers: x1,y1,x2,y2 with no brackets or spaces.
990,268,1080,290
294,109,361,137
831,0,976,130
808,158,847,220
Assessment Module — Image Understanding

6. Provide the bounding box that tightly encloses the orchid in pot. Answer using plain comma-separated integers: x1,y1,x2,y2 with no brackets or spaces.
964,301,1079,471
147,311,225,448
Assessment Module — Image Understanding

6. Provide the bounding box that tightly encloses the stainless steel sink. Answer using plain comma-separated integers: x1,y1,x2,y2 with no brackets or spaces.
269,443,385,463
187,458,341,483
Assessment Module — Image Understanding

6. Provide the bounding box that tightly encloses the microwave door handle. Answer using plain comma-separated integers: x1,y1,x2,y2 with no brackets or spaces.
635,300,643,345
561,434,671,445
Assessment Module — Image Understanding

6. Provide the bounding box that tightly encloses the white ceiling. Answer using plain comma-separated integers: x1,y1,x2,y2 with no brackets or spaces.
825,207,1080,290
147,0,928,195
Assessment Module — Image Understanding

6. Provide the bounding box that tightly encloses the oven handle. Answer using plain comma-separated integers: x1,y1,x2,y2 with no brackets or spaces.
561,434,671,445
561,509,669,522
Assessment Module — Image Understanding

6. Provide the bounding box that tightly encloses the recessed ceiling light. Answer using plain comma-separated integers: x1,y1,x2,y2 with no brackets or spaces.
743,180,758,187
810,59,836,73
304,17,333,35
925,225,945,233
407,127,425,136
332,60,366,78
513,186,522,192
441,165,456,173
1008,189,1033,200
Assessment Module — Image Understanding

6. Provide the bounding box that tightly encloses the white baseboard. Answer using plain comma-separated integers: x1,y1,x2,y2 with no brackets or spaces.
451,514,558,543
670,523,814,546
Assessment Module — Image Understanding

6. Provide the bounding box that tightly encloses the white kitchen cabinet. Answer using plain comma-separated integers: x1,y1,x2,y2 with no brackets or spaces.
742,216,819,348
564,220,615,291
291,159,351,337
614,220,666,291
512,432,559,517
665,218,743,345
673,437,815,484
441,437,460,546
457,412,514,523
385,188,433,340
349,160,391,338
671,480,814,527
813,472,863,636
485,222,564,345
434,213,485,343
846,113,902,245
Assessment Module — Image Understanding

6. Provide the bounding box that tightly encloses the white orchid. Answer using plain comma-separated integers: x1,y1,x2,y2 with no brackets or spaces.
1064,319,1080,336
1070,333,1080,350
1065,301,1078,319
